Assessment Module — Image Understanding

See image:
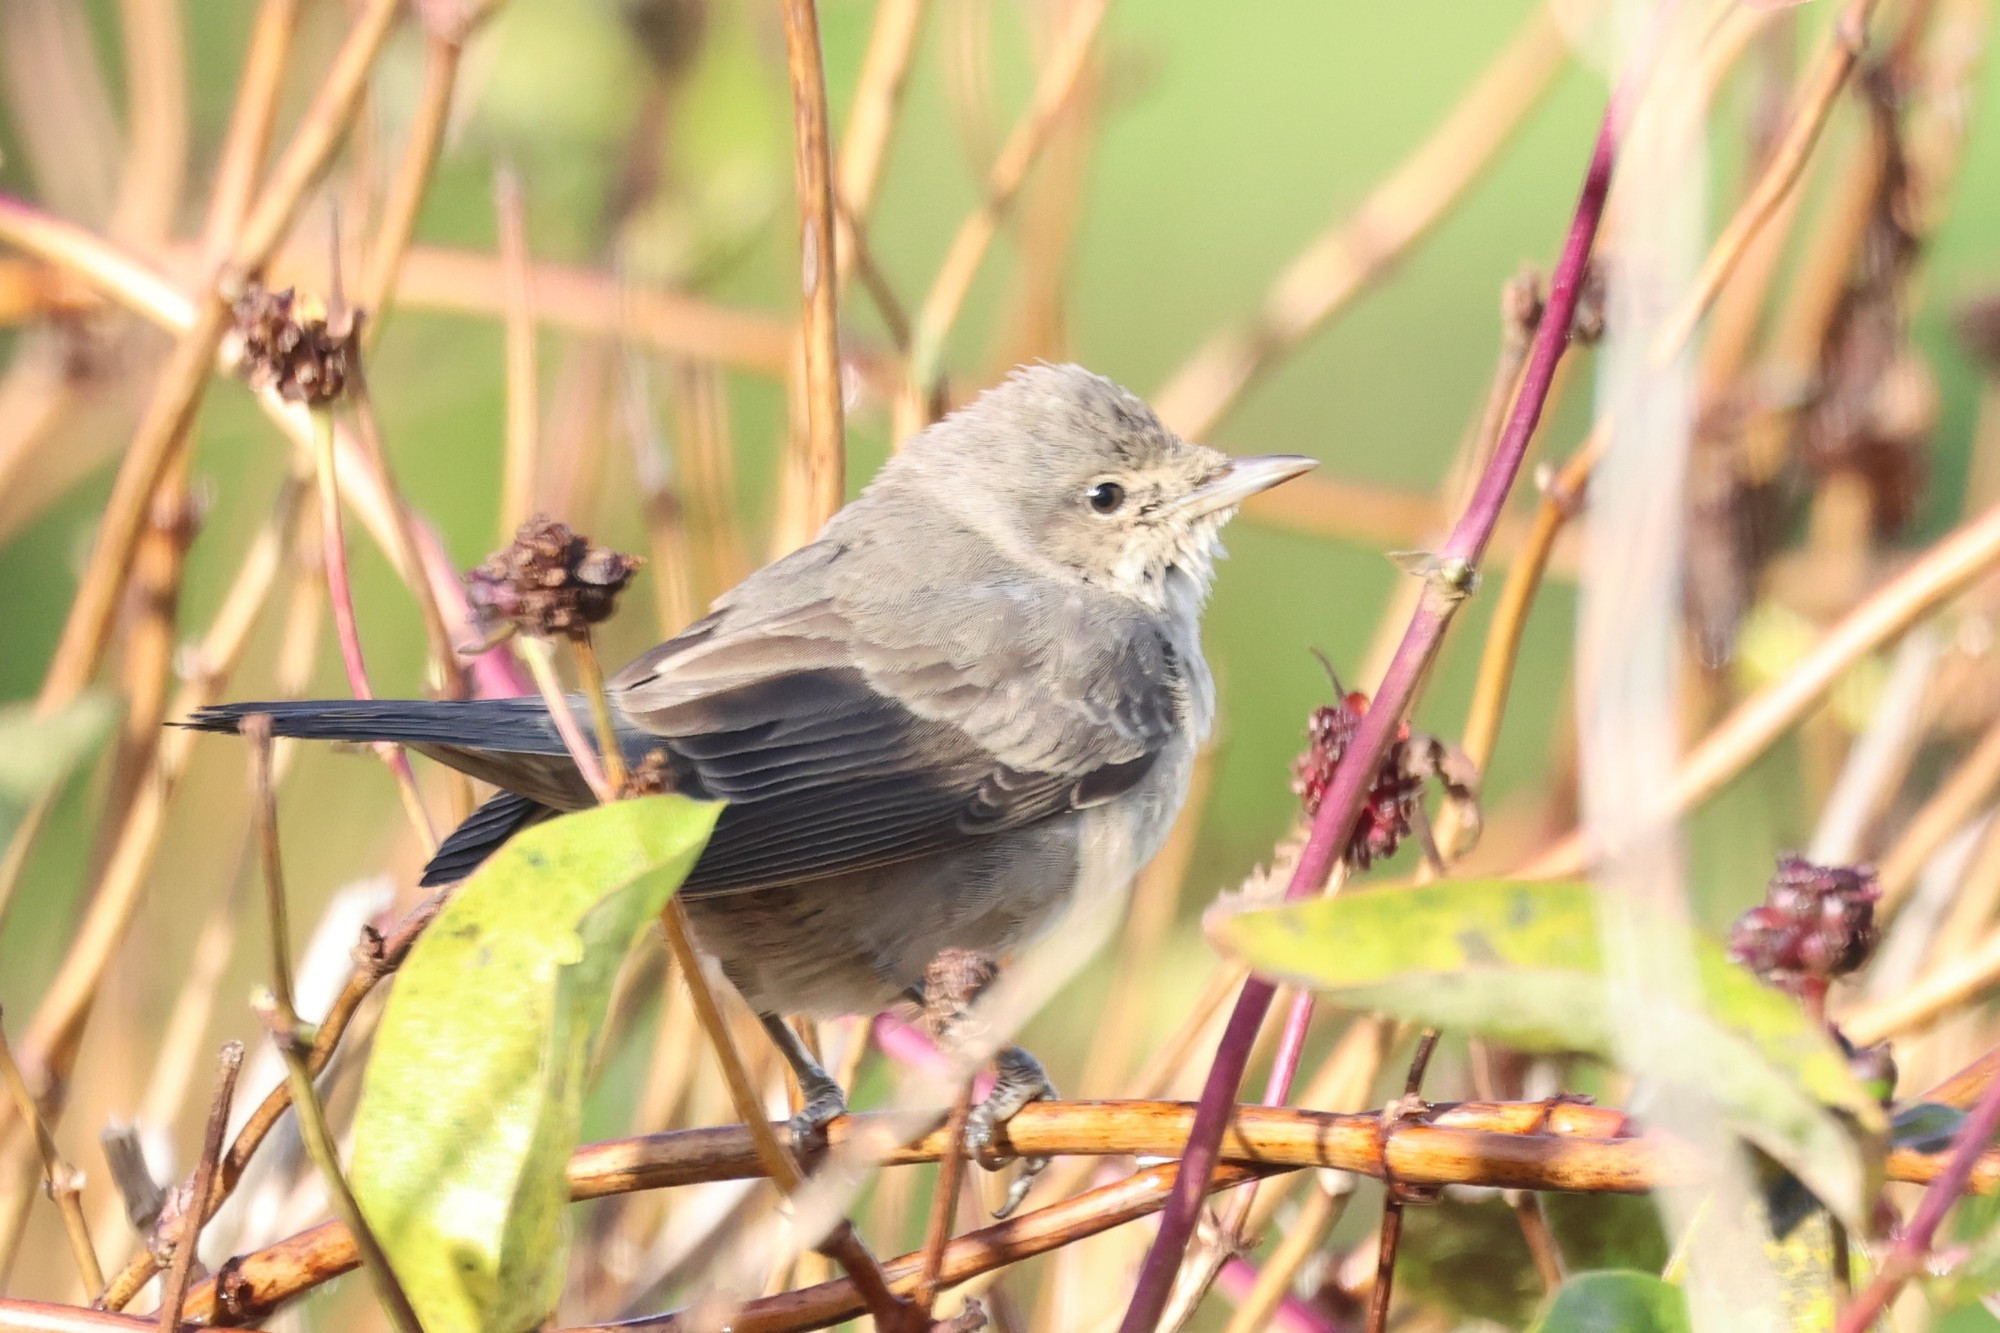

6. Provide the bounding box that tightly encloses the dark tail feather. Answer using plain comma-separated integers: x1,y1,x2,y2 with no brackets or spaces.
421,791,553,886
182,698,570,754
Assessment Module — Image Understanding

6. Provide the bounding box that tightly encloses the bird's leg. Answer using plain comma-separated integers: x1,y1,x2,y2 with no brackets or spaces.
758,1012,848,1145
907,965,1058,1220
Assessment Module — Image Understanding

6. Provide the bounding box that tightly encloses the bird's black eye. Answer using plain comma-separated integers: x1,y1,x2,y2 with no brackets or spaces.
1087,481,1125,514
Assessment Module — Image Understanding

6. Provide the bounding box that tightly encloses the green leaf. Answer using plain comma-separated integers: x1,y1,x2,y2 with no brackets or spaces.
349,795,721,1333
1892,1102,1969,1154
1528,1271,1691,1333
0,694,117,841
1208,879,1887,1224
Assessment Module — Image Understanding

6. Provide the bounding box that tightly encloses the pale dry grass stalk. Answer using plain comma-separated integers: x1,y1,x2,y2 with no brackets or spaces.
108,0,188,248
358,17,473,329
0,1013,101,1297
1526,497,2000,878
776,0,846,555
1152,2,1569,441
495,166,541,539
894,0,1112,440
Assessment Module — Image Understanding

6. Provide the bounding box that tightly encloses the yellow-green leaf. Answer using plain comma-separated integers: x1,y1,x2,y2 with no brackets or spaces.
349,795,721,1333
1208,879,1886,1224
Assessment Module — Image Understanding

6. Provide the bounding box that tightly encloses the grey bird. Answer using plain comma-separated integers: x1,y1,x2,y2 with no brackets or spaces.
187,363,1314,1154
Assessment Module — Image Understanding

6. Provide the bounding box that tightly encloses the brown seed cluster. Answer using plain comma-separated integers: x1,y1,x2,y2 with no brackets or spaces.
1728,855,1881,997
230,283,353,406
622,748,676,798
1290,689,1479,871
467,518,643,642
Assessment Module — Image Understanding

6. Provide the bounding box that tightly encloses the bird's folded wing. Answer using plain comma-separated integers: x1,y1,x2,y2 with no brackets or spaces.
610,596,1183,894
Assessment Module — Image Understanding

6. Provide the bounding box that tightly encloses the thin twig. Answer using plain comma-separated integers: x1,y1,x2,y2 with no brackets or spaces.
153,1044,244,1333
836,0,930,254
494,165,540,539
359,18,471,330
1152,3,1568,440
244,720,421,1333
1525,496,2000,878
778,0,846,552
98,890,449,1312
895,0,1112,439
1835,1069,2000,1332
1119,12,1642,1324
573,634,629,795
517,636,614,803
913,1086,976,1319
0,1011,101,1297
1366,1031,1439,1333
32,0,402,716
1878,710,2000,912
657,903,913,1327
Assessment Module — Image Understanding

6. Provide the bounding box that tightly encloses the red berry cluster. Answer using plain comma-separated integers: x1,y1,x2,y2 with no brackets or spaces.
1290,691,1425,871
1728,855,1881,996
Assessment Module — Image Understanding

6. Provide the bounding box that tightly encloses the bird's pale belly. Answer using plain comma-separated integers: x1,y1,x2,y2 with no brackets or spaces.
684,736,1195,1017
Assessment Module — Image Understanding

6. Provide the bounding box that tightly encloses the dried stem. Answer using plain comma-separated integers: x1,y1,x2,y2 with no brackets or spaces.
913,1087,976,1319
245,721,421,1333
359,24,467,329
1835,1068,2000,1332
896,0,1111,439
1152,3,1567,439
0,1012,101,1297
780,0,846,537
33,0,401,716
307,406,436,852
518,636,615,804
573,634,629,795
1366,1031,1439,1333
176,1088,2000,1322
198,0,302,262
837,0,930,245
494,166,540,539
153,1043,244,1333
1878,709,2000,911
1118,16,1638,1325
657,902,912,1327
1525,496,2000,878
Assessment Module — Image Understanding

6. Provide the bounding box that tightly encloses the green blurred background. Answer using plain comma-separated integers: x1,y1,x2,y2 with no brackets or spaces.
2,0,1998,1322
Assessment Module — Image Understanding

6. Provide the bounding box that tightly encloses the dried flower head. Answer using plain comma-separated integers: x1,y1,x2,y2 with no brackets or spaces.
622,747,676,798
231,283,353,406
467,518,643,642
1728,855,1881,998
1290,687,1479,871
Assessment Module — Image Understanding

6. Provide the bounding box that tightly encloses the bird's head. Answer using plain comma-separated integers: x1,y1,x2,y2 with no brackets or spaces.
886,363,1316,610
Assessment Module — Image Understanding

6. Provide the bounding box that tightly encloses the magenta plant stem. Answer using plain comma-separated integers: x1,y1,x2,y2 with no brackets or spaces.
1835,1069,2000,1332
1116,53,1634,1333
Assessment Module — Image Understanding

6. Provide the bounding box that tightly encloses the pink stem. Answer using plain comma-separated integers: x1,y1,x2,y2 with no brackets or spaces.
1834,1072,2000,1332
1117,17,1653,1325
1216,1257,1345,1333
1261,991,1317,1107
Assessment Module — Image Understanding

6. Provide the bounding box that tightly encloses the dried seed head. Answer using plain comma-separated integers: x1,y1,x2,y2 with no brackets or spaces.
1728,855,1881,995
230,283,353,406
467,518,643,642
622,748,676,797
1290,690,1478,872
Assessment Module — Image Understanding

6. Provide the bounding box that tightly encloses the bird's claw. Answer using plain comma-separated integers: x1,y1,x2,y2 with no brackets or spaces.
964,1046,1055,1218
786,1080,849,1150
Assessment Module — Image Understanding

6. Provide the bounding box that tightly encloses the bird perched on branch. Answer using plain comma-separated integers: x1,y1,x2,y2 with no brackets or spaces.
187,363,1314,1164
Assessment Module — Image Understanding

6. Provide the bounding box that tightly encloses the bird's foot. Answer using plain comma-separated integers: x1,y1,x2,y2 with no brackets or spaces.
786,1070,850,1149
964,1045,1056,1219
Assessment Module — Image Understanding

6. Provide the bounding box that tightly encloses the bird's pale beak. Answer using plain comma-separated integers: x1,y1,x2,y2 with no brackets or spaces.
1179,454,1319,519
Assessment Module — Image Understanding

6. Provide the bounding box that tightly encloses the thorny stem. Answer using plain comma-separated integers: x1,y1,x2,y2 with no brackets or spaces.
153,1043,243,1333
245,720,421,1333
1834,1068,2000,1333
0,1013,101,1298
1117,18,1636,1329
